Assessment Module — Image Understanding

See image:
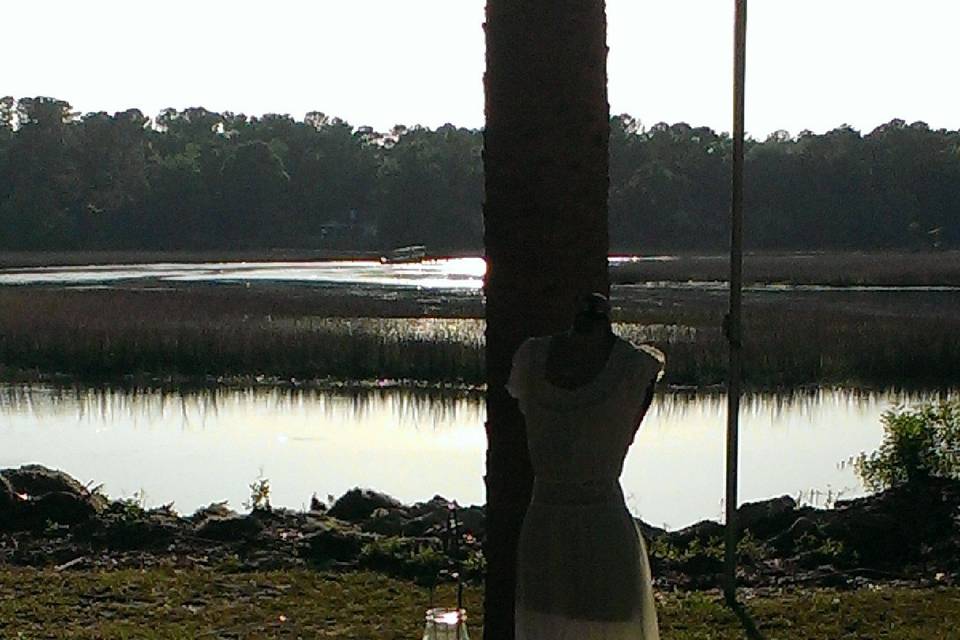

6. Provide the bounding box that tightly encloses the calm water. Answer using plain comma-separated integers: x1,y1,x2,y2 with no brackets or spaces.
3,258,955,293
3,385,952,529
0,259,489,289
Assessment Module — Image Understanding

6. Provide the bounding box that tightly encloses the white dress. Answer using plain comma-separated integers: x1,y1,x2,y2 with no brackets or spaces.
507,335,664,640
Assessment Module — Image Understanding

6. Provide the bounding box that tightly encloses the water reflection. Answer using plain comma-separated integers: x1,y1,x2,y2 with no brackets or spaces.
657,386,959,417
3,258,956,293
1,385,954,529
0,259,489,290
0,385,484,430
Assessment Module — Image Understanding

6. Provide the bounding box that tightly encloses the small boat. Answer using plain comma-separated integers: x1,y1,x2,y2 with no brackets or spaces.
380,245,428,264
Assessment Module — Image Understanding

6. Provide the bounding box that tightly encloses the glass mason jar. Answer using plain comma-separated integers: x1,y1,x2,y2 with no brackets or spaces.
422,608,470,640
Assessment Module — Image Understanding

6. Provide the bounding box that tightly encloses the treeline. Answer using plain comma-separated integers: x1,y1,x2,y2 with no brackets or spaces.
0,96,957,253
611,117,960,252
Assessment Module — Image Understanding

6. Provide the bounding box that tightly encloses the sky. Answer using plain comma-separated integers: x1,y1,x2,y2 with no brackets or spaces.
5,0,958,137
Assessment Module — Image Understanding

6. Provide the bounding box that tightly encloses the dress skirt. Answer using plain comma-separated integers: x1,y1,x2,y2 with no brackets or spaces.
515,480,659,640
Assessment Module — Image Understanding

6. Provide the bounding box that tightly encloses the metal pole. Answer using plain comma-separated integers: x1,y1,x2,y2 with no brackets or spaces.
724,0,747,605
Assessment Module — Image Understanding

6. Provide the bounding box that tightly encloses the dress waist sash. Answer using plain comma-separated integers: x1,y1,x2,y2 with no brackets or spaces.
530,477,623,507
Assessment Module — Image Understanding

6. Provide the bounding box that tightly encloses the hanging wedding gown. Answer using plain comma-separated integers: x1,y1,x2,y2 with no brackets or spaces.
507,335,664,640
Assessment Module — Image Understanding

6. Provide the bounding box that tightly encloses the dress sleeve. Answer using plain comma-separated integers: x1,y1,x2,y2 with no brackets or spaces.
635,344,666,386
506,338,533,402
627,344,666,443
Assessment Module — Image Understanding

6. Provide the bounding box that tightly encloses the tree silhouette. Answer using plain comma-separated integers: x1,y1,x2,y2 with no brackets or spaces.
482,1,611,637
0,95,955,253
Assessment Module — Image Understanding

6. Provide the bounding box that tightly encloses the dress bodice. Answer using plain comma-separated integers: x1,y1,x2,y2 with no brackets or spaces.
507,335,665,484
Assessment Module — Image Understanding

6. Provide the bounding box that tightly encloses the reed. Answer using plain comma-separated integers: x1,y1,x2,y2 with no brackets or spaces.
1,286,958,390
0,289,485,385
611,250,960,287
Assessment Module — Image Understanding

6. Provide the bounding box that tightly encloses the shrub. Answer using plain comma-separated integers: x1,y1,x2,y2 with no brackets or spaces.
855,401,960,491
243,473,271,512
359,537,449,583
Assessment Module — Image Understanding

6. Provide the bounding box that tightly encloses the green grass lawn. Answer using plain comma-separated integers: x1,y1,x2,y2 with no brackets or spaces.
1,568,958,639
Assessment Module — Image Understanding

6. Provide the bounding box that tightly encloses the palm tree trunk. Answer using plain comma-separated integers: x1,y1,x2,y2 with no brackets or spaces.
483,2,610,638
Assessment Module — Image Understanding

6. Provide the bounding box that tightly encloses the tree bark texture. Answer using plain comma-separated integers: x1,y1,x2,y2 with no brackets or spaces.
483,2,610,638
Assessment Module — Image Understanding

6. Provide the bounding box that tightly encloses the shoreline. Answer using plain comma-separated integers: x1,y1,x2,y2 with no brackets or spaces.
4,249,960,287
3,465,959,593
3,366,957,395
0,248,482,270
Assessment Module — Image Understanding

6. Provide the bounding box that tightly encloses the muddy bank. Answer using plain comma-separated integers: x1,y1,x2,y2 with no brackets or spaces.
2,465,958,590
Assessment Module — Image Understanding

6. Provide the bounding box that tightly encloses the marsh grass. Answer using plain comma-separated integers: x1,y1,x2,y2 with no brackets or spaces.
611,250,960,287
1,567,959,639
0,288,485,385
1,284,959,389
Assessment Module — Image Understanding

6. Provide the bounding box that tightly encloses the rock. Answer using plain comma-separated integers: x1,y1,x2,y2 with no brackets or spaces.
402,512,447,538
635,518,667,541
302,520,375,563
794,564,849,588
738,495,797,539
197,515,265,542
395,496,488,540
677,552,723,576
250,506,299,525
769,516,823,552
328,488,403,523
90,502,183,550
0,465,106,531
69,503,182,551
457,505,486,539
2,465,103,507
32,491,99,527
796,549,833,569
407,496,451,519
0,475,20,530
102,518,179,550
817,479,956,565
670,520,725,547
683,571,722,590
189,501,236,523
0,474,15,505
362,507,410,536
240,549,303,572
737,496,797,539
